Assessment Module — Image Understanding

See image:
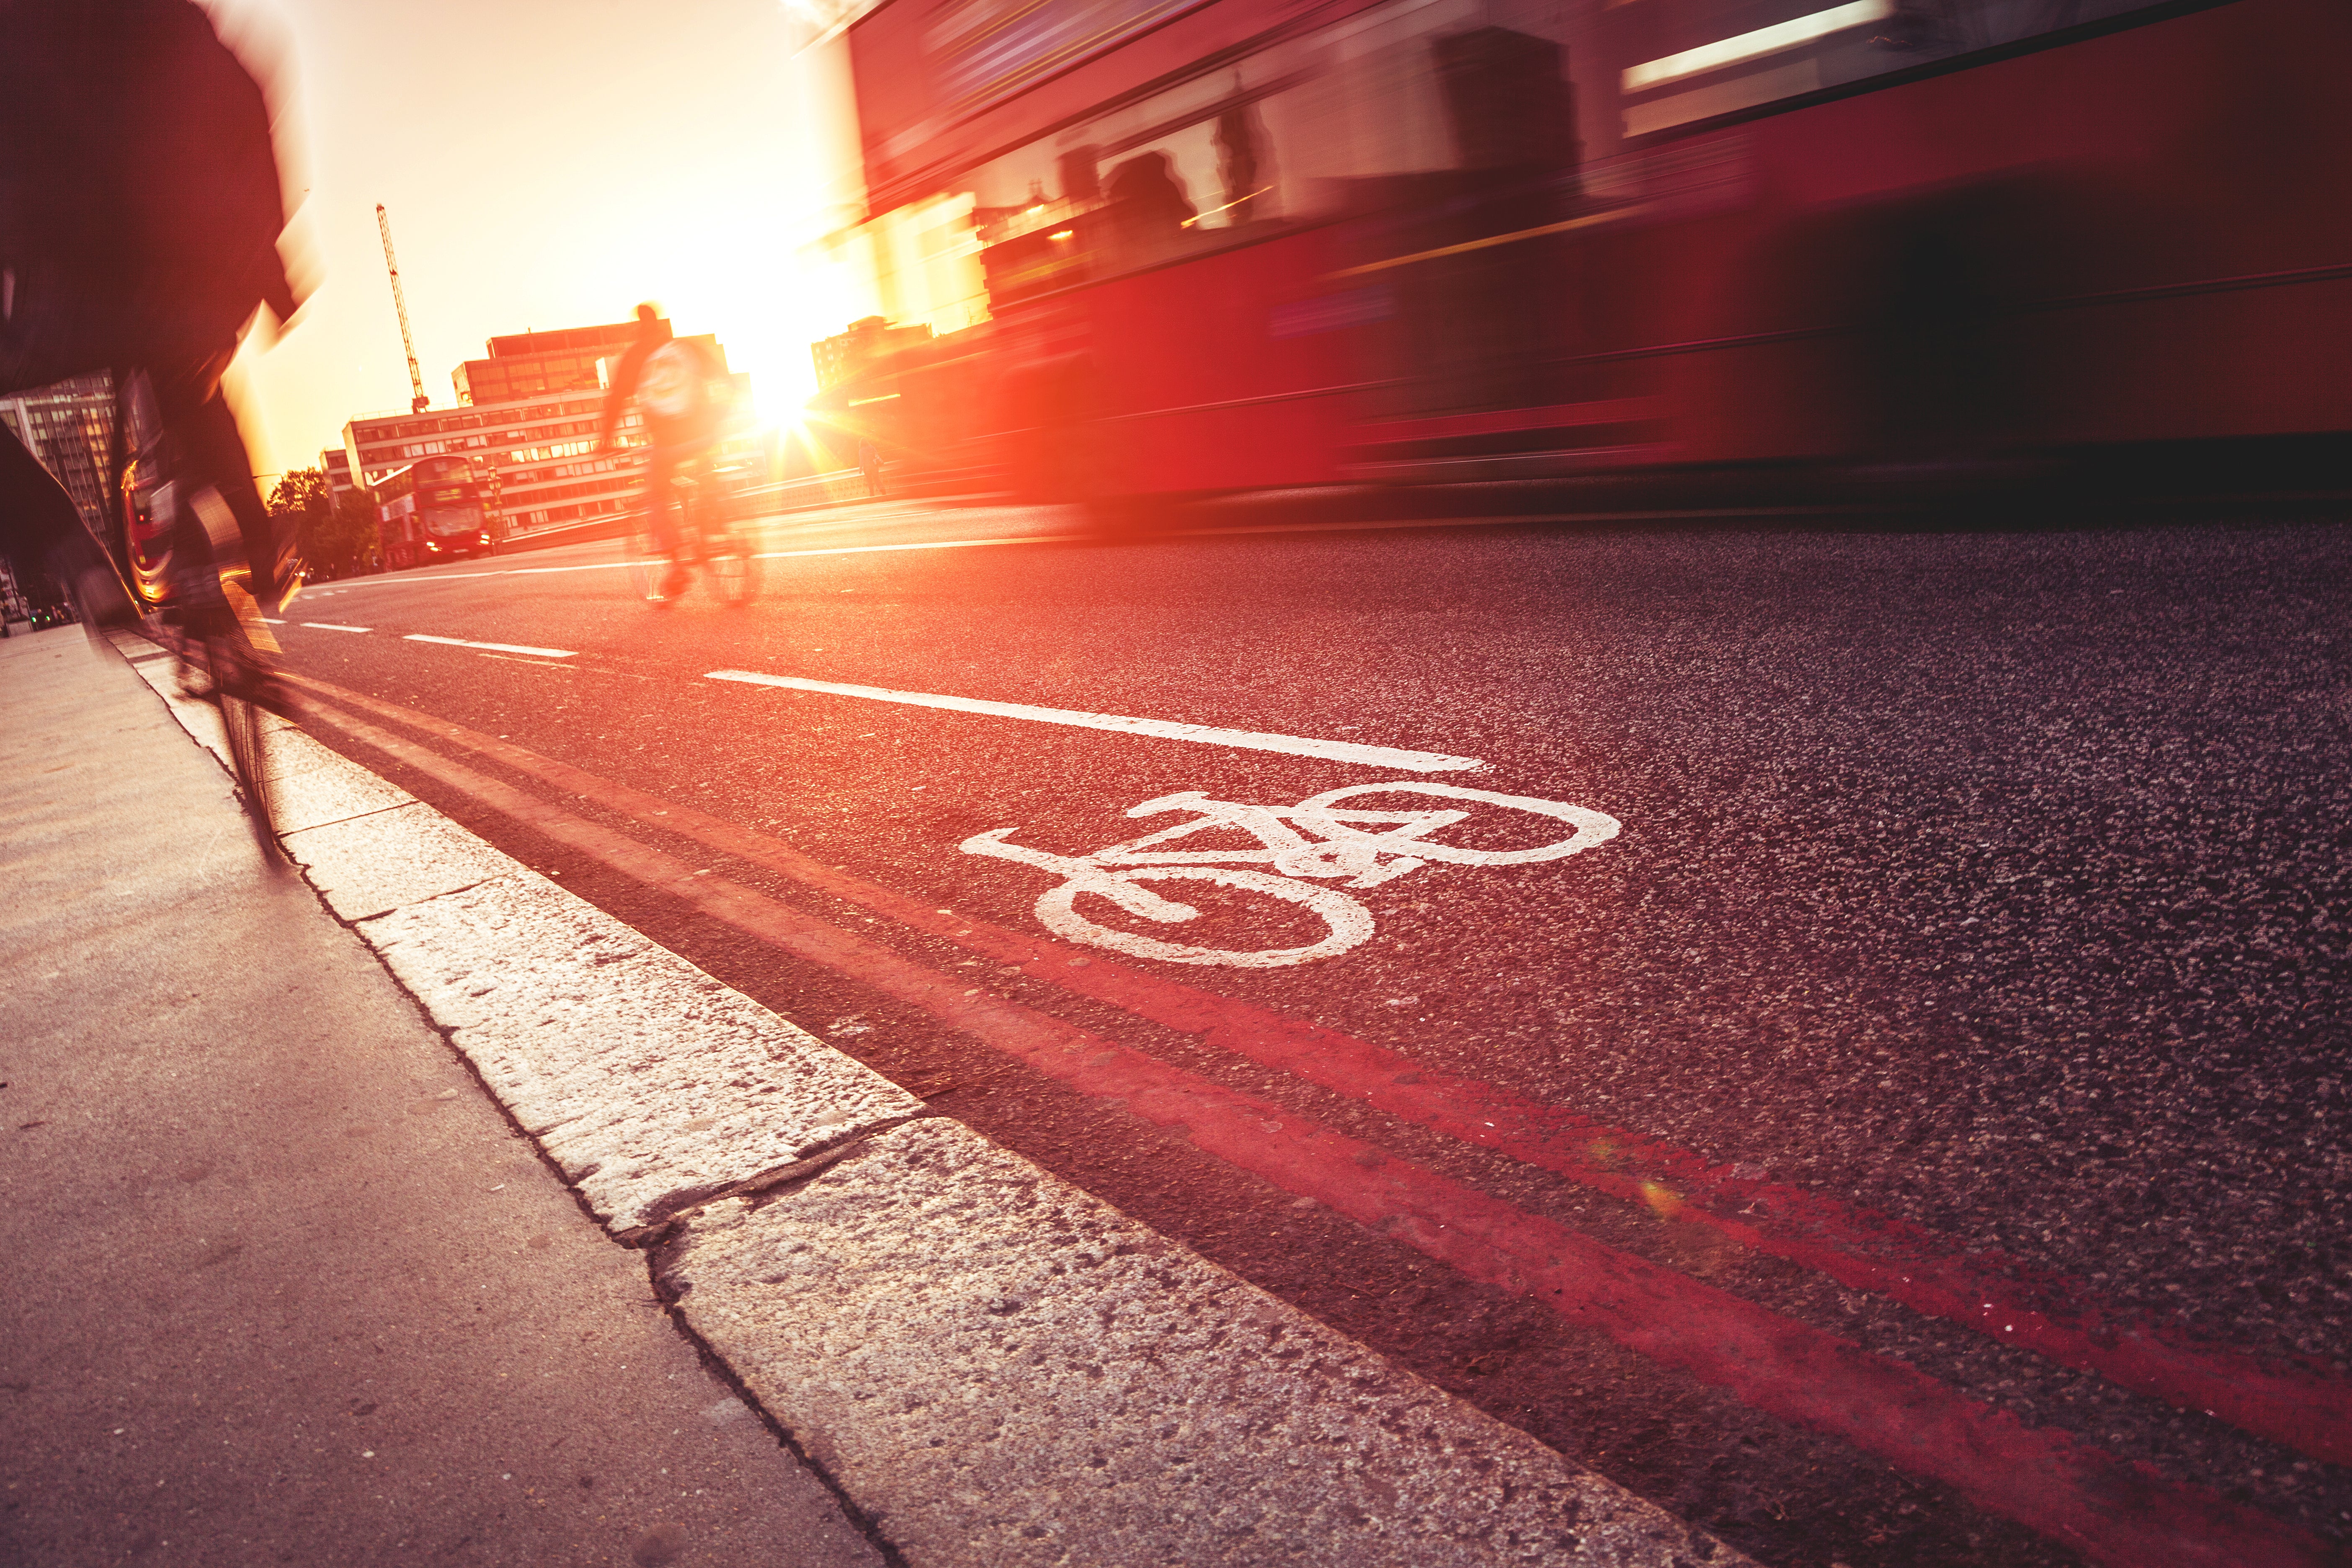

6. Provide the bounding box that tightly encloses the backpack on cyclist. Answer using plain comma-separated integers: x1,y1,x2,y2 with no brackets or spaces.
635,336,732,450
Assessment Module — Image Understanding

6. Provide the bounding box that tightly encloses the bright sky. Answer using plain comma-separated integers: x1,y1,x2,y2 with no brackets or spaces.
211,0,871,482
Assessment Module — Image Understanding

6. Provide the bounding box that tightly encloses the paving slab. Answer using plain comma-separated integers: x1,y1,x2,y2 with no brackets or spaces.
285,799,518,921
358,873,926,1230
666,1117,1741,1568
0,627,884,1568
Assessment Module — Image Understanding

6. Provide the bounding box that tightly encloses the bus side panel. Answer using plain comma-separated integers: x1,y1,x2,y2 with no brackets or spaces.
875,0,2348,490
1079,226,1356,494
1667,0,2352,464
2046,279,2352,442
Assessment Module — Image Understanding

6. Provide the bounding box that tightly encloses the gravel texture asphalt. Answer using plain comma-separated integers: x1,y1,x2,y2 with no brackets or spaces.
267,505,2352,1566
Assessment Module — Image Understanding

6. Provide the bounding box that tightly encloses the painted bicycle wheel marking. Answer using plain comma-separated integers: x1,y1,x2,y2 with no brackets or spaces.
963,782,1620,966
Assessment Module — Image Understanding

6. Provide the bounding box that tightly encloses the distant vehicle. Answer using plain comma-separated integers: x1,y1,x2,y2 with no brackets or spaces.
375,455,493,568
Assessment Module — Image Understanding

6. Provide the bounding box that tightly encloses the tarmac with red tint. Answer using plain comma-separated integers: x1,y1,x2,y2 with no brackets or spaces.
266,500,2352,1567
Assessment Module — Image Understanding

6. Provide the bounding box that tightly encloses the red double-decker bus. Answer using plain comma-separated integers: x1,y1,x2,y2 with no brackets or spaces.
827,0,2348,514
374,455,493,569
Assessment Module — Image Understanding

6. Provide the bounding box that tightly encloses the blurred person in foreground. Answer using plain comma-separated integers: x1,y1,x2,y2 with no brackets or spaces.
0,0,304,681
597,304,731,603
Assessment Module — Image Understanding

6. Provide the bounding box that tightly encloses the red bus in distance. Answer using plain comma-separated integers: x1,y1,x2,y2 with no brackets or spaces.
374,455,493,570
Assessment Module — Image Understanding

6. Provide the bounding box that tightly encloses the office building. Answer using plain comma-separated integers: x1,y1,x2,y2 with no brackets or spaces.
345,321,750,539
812,315,934,392
344,391,636,537
452,321,648,407
321,447,358,502
0,375,116,536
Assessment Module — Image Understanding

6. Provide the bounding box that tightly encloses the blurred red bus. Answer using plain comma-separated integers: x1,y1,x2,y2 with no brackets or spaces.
375,455,492,568
823,0,2349,512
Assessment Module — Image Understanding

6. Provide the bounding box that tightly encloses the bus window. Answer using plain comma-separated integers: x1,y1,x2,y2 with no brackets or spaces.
945,0,1595,307
1610,0,2191,142
929,0,2190,320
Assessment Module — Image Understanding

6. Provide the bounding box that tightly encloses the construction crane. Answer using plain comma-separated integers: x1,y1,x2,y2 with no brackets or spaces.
374,204,428,414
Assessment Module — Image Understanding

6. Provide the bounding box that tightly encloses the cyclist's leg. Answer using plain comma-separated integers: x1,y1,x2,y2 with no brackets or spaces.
680,443,725,559
693,448,760,603
149,354,293,714
156,467,234,640
183,378,290,608
147,351,272,634
646,444,684,559
644,445,697,598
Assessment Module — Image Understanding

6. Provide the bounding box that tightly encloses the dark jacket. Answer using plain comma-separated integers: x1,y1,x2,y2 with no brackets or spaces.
0,0,299,392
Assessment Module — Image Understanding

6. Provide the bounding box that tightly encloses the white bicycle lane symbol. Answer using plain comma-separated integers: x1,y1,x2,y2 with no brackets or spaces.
960,782,1621,967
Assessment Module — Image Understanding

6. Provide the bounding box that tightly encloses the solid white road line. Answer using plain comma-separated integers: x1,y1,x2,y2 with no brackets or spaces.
405,633,577,658
704,669,1485,772
302,622,372,632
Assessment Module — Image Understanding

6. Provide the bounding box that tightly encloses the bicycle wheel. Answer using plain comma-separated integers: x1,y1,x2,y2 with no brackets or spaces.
216,681,287,867
1033,866,1374,967
705,520,760,606
1290,782,1620,866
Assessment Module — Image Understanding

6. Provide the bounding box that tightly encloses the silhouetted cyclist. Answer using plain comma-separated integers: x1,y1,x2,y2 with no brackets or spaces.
0,0,304,681
597,304,731,602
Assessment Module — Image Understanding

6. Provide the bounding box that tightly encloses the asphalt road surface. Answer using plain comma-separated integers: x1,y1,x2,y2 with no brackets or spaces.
266,500,2351,1568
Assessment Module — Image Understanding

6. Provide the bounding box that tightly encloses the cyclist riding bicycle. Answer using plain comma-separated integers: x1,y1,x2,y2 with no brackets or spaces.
596,304,733,602
0,0,304,689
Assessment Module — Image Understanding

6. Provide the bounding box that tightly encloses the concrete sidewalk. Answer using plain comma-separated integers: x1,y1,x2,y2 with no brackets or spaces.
0,627,884,1567
2,624,1747,1568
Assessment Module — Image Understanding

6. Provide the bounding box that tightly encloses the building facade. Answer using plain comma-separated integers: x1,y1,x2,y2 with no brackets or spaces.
344,321,753,541
320,446,358,503
452,321,646,407
1,375,116,537
812,315,936,392
344,390,639,537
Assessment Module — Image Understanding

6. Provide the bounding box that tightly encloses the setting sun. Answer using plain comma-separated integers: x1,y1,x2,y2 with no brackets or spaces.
212,0,872,478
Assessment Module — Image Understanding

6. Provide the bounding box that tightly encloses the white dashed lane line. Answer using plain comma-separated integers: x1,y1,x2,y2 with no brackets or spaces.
301,622,373,632
704,668,1485,772
405,634,577,659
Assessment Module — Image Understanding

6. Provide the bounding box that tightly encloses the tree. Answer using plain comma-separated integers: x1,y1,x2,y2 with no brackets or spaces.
268,467,377,578
327,490,382,575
